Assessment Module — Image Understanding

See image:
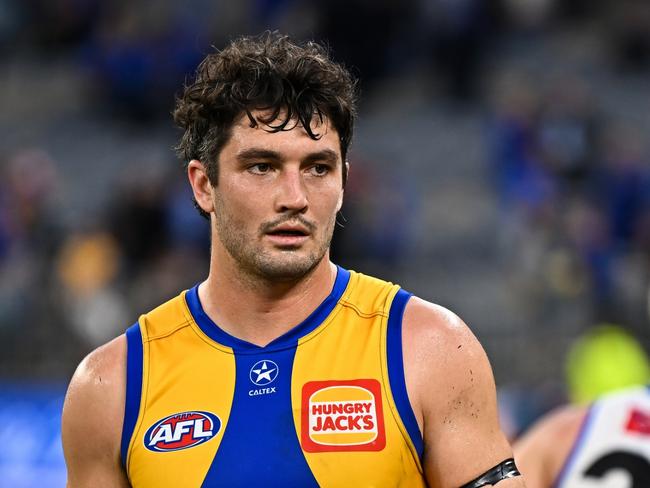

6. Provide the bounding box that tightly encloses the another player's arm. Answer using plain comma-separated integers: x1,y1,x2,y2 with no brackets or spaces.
403,298,526,488
62,335,131,488
513,404,587,488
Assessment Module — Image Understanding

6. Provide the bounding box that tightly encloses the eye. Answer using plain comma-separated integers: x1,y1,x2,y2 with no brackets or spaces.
248,163,272,174
309,164,330,176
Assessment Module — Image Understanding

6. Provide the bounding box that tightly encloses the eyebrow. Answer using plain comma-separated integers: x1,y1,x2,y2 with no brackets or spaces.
236,148,340,165
302,149,339,165
236,149,282,162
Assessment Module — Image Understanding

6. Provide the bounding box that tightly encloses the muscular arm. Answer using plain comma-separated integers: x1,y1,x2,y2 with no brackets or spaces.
62,335,131,488
403,298,526,488
513,404,587,488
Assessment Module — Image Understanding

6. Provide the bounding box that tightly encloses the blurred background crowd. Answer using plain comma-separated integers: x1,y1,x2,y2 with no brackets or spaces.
2,0,650,484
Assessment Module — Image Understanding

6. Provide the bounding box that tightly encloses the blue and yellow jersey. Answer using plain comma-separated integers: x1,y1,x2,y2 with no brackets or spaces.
121,267,426,487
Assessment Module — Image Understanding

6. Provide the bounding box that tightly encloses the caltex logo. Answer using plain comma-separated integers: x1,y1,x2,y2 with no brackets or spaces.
249,360,279,386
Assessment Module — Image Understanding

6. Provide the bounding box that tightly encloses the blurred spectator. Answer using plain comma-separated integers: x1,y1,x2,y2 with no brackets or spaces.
126,247,208,315
0,148,61,260
250,0,319,40
605,0,650,72
332,155,418,267
488,71,556,214
107,166,170,274
561,197,614,308
595,124,650,247
500,0,556,30
80,2,207,121
55,231,128,345
0,0,24,54
20,0,102,50
419,0,498,101
536,76,599,186
317,0,412,90
164,178,210,254
56,232,120,297
0,149,62,332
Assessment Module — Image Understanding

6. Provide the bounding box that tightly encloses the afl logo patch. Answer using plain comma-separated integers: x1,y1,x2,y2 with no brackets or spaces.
301,379,386,452
144,411,221,452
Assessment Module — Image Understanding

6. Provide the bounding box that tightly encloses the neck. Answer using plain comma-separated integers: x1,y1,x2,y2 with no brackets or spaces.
198,248,337,347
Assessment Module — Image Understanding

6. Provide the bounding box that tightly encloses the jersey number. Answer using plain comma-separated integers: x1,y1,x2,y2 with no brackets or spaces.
584,451,650,488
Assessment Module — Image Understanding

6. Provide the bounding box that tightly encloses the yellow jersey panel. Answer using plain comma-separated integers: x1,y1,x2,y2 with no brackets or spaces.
125,296,236,487
293,273,424,487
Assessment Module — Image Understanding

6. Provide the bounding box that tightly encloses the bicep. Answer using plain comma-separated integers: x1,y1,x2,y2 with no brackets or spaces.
402,299,520,487
62,413,130,488
61,400,129,488
421,349,515,487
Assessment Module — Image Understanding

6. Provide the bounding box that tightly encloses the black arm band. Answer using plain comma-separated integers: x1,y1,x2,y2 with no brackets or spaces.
459,458,521,488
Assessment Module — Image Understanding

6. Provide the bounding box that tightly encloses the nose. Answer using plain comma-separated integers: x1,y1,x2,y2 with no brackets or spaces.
275,169,308,214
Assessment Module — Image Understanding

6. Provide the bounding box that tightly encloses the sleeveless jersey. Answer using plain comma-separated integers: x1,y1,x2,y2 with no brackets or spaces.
554,386,650,488
120,267,425,487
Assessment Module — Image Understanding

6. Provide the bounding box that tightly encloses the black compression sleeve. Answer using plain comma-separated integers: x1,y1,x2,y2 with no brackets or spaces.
459,458,521,488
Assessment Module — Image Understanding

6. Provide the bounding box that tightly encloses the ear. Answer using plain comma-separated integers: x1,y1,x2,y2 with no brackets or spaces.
342,161,350,188
337,161,349,212
187,160,214,213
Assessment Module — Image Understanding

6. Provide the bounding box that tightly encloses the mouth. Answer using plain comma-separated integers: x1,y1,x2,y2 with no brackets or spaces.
267,228,309,237
264,225,311,247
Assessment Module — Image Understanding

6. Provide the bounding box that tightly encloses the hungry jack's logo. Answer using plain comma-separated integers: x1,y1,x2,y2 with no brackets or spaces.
301,379,386,452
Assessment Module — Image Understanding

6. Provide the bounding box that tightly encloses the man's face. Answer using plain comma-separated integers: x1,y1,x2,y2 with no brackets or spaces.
210,112,344,282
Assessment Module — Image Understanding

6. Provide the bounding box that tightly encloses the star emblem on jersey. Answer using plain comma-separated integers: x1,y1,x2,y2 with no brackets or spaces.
250,360,279,386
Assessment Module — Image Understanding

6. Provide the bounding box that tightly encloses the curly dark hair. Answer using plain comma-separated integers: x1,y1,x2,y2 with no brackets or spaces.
173,32,358,217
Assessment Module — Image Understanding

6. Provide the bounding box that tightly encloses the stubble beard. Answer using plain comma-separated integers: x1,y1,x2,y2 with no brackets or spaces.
213,203,335,283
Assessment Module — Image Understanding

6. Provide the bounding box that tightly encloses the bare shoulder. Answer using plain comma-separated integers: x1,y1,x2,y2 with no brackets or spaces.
402,297,491,408
62,335,129,487
514,404,587,488
403,296,484,353
63,334,127,422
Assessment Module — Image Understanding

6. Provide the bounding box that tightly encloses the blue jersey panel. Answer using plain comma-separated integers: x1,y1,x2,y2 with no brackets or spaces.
386,289,423,459
201,345,318,487
122,322,144,468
